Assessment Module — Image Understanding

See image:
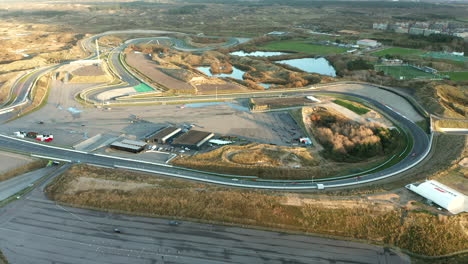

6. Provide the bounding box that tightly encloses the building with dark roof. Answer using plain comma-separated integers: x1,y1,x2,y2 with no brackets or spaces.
145,126,182,144
172,130,214,150
110,140,146,153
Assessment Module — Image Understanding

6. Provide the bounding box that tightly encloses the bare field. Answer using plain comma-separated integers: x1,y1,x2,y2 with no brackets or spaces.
46,164,468,257
0,151,35,175
0,22,85,71
251,96,318,110
0,152,47,182
125,53,194,92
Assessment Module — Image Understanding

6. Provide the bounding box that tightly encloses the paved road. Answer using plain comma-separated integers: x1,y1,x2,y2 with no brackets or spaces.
0,166,55,201
0,166,410,264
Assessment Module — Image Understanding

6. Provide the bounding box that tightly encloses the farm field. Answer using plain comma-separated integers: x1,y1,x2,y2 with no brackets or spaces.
259,40,347,55
375,65,435,80
441,71,468,81
372,47,424,57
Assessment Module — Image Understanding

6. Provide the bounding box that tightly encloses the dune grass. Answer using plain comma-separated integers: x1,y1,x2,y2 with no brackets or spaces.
46,164,468,257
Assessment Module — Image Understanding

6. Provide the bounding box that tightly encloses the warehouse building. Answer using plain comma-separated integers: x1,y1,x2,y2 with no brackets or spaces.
172,130,214,150
356,39,380,47
110,139,147,153
145,126,181,144
406,180,466,214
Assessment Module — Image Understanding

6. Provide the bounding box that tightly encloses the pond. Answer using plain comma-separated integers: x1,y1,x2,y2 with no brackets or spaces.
276,57,336,77
197,66,245,79
230,51,289,57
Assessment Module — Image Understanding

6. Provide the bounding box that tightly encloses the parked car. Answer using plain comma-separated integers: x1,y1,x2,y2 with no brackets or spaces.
168,220,180,226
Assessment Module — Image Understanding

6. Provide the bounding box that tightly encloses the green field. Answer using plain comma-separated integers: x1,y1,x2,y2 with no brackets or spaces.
371,47,424,57
440,72,468,81
260,40,347,55
333,99,370,115
375,65,435,80
422,52,468,62
133,83,154,92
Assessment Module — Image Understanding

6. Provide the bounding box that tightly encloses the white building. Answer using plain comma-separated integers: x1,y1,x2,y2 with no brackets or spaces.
406,180,466,214
356,39,380,47
451,51,464,56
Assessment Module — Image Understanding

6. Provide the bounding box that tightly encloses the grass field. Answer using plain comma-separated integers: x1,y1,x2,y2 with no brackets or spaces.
375,65,435,80
422,52,468,62
440,72,468,81
259,40,347,55
372,47,424,57
333,99,370,115
133,83,154,92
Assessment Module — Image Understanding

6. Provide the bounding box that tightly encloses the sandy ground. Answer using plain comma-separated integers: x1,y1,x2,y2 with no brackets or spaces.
0,151,35,174
65,177,155,194
325,102,392,128
72,65,105,76
282,195,396,211
126,53,194,91
322,84,425,122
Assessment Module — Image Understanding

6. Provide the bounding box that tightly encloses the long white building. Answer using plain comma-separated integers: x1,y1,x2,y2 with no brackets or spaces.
406,180,466,214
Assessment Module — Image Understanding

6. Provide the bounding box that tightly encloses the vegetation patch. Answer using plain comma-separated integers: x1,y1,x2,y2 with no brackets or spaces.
372,47,424,57
0,159,48,182
436,84,467,117
172,143,323,180
441,72,468,81
259,40,347,55
333,99,370,115
46,164,468,257
375,65,436,80
250,97,316,111
309,108,400,162
0,250,7,264
13,72,52,119
435,119,468,129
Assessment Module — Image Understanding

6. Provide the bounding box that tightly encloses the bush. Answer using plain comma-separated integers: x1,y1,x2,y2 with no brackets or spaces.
347,59,374,71
310,110,397,161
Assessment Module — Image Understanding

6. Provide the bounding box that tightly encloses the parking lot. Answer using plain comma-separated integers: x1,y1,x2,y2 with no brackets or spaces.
0,80,306,151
